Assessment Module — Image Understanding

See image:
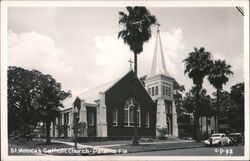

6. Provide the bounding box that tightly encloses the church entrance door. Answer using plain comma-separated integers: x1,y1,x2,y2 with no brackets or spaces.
87,107,96,137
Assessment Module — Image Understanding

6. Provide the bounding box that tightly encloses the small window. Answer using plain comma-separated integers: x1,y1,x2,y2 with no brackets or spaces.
112,108,118,126
148,88,151,95
155,86,158,95
168,87,171,96
165,86,168,96
152,87,155,96
145,112,150,128
163,85,165,95
64,113,69,125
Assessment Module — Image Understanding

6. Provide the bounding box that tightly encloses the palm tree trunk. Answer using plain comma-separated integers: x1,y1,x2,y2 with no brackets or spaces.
206,116,208,139
46,120,51,144
134,52,137,75
195,85,201,142
216,88,221,133
133,52,138,145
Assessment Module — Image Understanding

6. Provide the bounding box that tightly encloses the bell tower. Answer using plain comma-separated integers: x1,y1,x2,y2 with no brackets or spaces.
145,26,178,137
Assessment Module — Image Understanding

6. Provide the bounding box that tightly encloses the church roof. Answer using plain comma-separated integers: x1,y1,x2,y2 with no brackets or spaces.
77,79,118,104
60,70,154,110
59,95,76,111
77,70,132,105
59,71,131,110
147,28,171,79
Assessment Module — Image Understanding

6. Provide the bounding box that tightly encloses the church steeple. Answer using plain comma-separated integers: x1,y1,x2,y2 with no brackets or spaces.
144,26,178,138
148,26,171,79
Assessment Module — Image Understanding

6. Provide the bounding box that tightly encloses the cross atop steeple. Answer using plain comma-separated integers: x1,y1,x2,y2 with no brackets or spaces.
147,26,171,79
128,58,133,70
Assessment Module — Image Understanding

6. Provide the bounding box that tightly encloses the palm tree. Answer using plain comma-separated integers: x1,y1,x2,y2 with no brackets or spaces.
183,47,212,141
118,7,157,145
208,59,233,132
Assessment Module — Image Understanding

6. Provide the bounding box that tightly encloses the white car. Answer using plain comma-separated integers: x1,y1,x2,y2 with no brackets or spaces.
204,133,232,146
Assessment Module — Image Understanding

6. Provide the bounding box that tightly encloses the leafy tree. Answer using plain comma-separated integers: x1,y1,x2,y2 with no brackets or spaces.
230,82,244,132
199,89,213,139
8,66,70,143
208,59,233,132
230,82,244,105
173,80,185,121
182,87,213,139
181,91,195,138
8,66,40,134
32,70,70,143
183,47,212,141
118,6,157,145
182,92,195,114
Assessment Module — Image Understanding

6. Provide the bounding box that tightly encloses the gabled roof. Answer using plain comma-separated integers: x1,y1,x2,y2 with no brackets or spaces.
59,95,76,111
77,70,132,104
147,28,172,79
59,70,155,110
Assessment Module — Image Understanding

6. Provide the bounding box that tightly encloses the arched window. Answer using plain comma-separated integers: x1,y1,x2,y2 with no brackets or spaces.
124,98,141,127
145,112,150,128
155,86,158,95
152,87,155,96
112,108,118,126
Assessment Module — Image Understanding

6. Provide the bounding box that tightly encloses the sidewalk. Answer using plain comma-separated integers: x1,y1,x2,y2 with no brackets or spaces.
47,138,204,154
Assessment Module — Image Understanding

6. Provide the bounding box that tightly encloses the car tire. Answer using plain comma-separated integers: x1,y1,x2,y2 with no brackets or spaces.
218,142,223,147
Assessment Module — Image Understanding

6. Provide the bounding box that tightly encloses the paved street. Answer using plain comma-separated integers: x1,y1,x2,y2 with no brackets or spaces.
120,145,244,156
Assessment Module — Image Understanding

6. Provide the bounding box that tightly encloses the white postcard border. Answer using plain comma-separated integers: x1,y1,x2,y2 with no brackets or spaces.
1,0,249,160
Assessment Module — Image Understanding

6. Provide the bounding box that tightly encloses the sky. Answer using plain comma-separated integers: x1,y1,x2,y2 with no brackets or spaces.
7,7,244,96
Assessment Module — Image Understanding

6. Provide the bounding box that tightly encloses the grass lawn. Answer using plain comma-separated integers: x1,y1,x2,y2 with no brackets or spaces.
109,142,204,153
76,136,184,146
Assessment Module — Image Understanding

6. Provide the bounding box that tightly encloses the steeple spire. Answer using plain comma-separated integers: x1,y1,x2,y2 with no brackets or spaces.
148,26,171,78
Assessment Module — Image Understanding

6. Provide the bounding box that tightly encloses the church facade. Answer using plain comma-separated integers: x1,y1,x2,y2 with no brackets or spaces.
50,28,178,139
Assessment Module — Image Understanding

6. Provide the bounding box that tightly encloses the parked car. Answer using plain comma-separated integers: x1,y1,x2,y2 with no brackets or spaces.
228,133,243,145
204,133,232,146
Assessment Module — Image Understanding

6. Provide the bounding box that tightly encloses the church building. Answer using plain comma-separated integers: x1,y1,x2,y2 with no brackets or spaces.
50,28,178,139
